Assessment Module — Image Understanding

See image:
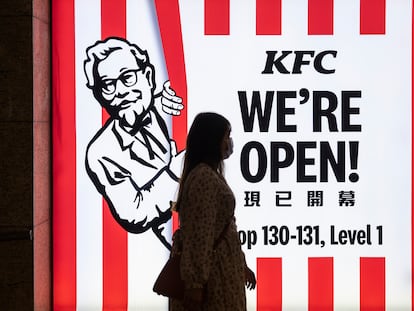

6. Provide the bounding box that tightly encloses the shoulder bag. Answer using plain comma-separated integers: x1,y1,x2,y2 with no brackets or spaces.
153,220,232,299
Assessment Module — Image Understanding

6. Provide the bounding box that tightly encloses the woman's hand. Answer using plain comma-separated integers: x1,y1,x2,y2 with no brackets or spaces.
245,265,257,290
183,287,204,311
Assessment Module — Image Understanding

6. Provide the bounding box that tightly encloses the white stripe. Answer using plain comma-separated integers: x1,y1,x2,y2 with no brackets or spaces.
126,1,172,309
387,255,412,309
75,0,103,309
231,0,256,37
283,0,308,38
334,256,359,310
127,0,168,97
283,255,308,309
335,0,359,37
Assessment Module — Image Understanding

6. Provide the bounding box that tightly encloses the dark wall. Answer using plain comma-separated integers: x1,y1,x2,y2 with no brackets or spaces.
33,0,51,309
0,0,49,310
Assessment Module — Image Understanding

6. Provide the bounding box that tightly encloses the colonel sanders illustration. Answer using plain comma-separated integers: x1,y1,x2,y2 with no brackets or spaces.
84,37,183,249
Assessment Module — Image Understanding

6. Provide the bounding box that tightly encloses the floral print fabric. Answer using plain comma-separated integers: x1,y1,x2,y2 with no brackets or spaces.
170,163,246,311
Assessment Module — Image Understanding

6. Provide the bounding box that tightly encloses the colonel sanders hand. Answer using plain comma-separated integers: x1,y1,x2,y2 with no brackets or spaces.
160,80,184,116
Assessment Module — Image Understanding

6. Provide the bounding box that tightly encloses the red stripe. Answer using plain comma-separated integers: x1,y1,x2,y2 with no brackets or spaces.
155,0,188,152
308,0,334,35
205,0,230,35
360,0,386,34
101,0,126,39
154,0,188,234
172,212,180,233
308,257,333,311
360,257,385,311
52,0,77,310
101,0,128,310
257,258,282,311
256,0,282,35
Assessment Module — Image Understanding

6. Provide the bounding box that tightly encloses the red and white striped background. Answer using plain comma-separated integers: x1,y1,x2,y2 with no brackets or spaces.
52,0,412,310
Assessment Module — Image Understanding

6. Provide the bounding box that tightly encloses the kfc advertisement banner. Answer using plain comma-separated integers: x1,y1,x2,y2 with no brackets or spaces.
52,0,412,310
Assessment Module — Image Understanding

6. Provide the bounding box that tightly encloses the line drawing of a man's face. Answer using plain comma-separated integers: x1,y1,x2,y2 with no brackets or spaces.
97,49,154,127
85,38,156,129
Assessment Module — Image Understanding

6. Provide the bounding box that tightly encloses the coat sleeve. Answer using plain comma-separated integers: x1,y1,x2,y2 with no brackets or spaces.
180,167,218,289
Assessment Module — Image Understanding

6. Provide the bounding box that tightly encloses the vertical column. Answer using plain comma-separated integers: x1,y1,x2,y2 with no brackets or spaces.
34,0,51,308
257,258,282,311
205,0,230,35
360,0,386,34
101,1,128,310
308,257,333,311
360,257,385,311
308,0,334,35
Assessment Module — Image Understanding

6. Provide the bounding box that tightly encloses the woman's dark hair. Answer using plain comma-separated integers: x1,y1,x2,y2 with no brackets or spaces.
174,112,231,212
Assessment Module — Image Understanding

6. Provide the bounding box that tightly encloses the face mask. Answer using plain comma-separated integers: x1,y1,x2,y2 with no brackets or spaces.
223,137,233,159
